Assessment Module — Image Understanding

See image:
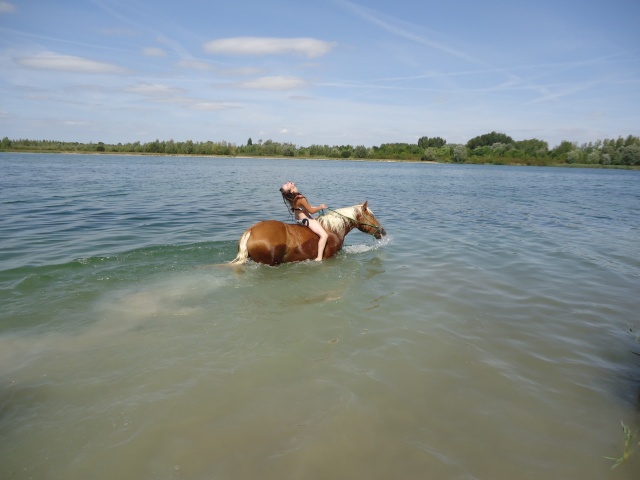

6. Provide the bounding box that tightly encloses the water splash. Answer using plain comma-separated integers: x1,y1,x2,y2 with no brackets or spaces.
343,235,392,254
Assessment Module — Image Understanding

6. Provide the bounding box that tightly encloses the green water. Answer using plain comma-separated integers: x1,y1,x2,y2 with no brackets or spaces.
1,153,639,479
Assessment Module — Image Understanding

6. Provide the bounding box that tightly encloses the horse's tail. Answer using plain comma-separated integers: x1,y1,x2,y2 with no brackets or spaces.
229,230,251,264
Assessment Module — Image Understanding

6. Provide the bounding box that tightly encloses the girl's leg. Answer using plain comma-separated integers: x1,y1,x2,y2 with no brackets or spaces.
308,219,329,261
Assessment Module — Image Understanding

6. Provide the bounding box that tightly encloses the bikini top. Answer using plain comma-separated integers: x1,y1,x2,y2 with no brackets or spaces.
290,194,306,212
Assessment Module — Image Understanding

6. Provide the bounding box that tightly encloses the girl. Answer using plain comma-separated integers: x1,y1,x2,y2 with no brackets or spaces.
280,181,329,261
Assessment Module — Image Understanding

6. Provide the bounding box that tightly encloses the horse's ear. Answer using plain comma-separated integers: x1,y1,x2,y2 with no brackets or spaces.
363,200,369,210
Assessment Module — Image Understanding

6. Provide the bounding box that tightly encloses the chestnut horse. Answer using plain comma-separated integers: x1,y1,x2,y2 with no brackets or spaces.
229,201,386,265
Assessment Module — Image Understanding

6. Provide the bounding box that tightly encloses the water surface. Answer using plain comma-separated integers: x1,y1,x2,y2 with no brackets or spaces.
1,153,639,479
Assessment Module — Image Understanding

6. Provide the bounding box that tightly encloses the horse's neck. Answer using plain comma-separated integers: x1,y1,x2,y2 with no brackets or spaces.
324,210,357,241
331,224,354,244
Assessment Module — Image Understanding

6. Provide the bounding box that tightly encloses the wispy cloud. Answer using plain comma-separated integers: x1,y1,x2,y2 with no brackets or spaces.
124,82,184,96
1,27,137,53
525,81,598,105
15,52,128,74
189,101,241,111
341,1,484,66
120,82,241,111
218,66,265,77
236,76,307,90
172,60,262,74
0,1,16,13
91,0,193,60
142,47,166,57
203,37,336,58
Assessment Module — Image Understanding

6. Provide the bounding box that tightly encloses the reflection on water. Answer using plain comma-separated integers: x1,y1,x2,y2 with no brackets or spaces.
1,155,640,479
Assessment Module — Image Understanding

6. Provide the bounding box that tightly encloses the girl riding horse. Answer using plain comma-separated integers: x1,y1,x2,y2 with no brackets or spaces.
280,181,328,262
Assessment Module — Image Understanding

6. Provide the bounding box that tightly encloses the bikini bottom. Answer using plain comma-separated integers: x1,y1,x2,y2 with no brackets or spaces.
296,216,310,227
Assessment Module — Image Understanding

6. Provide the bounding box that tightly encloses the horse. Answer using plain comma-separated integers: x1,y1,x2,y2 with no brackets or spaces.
229,201,386,266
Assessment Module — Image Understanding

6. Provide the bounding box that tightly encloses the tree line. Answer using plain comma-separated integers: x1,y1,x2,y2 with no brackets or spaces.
2,132,639,166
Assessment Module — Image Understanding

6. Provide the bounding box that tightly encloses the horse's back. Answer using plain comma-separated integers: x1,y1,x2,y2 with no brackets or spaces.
244,220,296,265
249,220,287,237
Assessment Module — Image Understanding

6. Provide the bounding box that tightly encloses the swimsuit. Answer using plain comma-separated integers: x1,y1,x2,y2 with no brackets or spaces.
291,194,312,227
296,213,311,227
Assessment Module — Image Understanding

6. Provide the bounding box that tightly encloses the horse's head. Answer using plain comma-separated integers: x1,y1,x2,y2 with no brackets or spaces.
356,201,386,239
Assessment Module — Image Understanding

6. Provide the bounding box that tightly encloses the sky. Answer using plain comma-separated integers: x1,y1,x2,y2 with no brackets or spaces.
1,0,639,148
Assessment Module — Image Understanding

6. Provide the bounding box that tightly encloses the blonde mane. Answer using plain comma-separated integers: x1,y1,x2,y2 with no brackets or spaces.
317,205,363,233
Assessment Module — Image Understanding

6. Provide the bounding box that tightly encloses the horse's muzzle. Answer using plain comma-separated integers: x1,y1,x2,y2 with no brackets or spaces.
374,227,386,239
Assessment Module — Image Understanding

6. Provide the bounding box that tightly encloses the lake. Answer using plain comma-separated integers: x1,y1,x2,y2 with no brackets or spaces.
1,153,639,479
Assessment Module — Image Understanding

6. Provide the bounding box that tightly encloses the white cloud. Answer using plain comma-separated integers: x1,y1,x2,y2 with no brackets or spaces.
218,67,265,77
0,1,16,13
203,37,336,58
15,52,128,74
124,83,184,96
189,102,240,111
142,47,166,57
237,76,307,90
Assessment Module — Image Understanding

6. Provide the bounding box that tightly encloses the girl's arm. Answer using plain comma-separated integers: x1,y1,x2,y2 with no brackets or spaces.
297,196,327,214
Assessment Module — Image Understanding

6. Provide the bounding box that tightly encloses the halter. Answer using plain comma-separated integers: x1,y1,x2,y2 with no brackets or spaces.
321,207,382,235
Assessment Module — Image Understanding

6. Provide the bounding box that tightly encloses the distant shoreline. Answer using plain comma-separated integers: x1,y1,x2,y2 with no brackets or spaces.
1,149,638,169
0,149,436,163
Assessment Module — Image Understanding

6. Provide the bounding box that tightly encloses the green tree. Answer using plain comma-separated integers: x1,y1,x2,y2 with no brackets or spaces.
165,139,177,154
551,140,575,159
308,144,330,157
515,138,548,157
421,147,438,161
1,136,12,148
181,140,194,154
282,143,296,157
466,131,514,150
620,145,640,166
451,144,468,163
144,139,162,153
354,145,368,158
262,139,279,155
587,151,600,164
470,146,491,157
566,149,583,164
491,143,513,156
418,136,446,148
624,135,640,147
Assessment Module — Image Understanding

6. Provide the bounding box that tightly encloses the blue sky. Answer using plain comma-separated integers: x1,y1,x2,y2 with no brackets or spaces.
1,0,639,148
